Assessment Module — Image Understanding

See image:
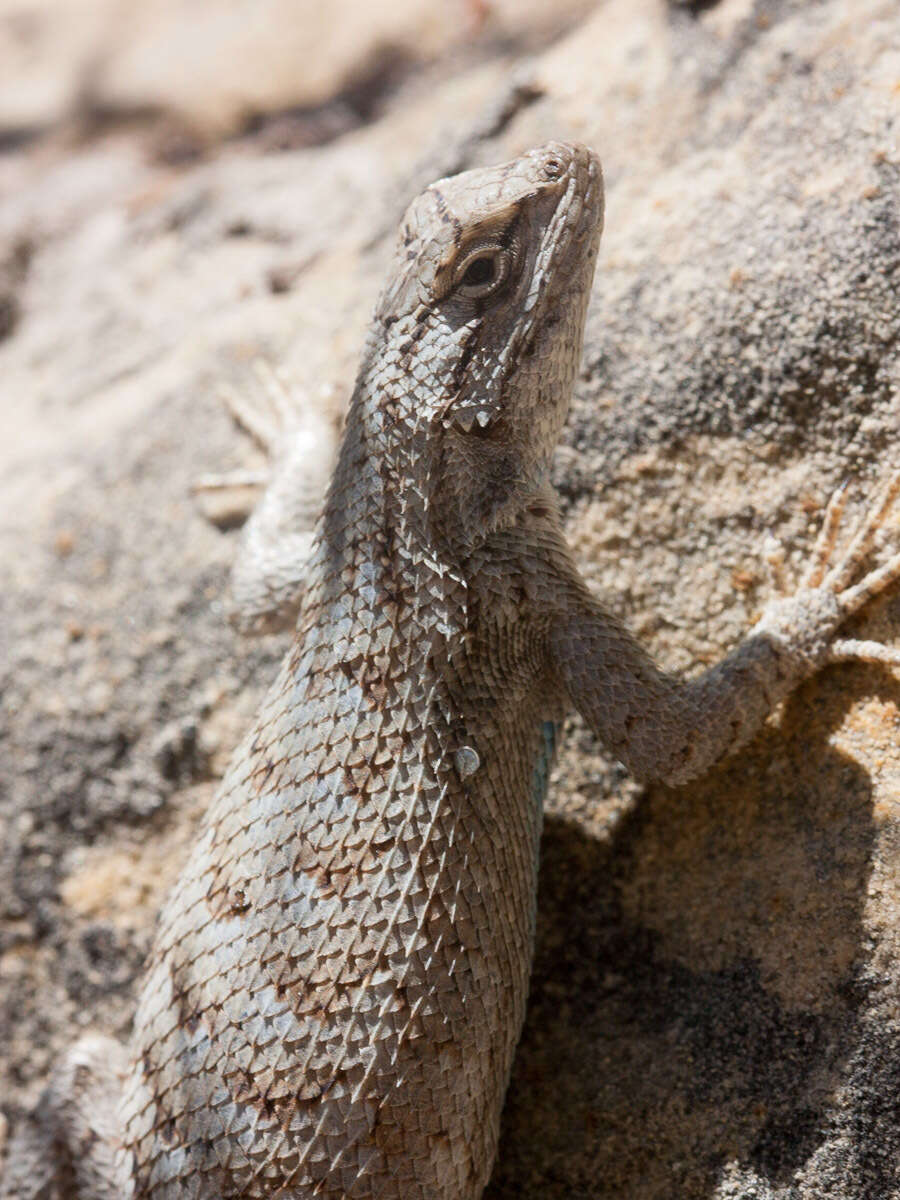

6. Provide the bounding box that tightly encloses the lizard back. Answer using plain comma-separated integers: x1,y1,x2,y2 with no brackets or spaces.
119,141,605,1199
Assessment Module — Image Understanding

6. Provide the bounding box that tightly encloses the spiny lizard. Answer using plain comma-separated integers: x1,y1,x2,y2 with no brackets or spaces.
3,141,900,1199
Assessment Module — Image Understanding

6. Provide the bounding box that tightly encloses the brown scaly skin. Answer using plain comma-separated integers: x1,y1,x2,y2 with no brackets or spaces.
3,142,900,1199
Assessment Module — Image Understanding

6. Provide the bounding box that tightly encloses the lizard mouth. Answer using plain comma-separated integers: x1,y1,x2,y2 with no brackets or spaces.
498,142,603,373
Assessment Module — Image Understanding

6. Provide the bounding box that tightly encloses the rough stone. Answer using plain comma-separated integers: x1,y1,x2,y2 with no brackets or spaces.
2,1,900,1196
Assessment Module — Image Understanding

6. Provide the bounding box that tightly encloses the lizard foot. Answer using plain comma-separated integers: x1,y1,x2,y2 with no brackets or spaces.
192,359,308,506
754,471,900,673
820,472,900,648
810,472,900,667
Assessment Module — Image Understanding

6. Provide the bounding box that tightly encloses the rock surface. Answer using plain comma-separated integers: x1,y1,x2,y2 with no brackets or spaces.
2,1,900,1197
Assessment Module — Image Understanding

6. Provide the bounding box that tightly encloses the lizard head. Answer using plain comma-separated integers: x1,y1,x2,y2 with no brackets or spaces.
372,140,604,552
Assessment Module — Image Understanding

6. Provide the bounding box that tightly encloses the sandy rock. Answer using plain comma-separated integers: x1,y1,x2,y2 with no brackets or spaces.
2,1,900,1197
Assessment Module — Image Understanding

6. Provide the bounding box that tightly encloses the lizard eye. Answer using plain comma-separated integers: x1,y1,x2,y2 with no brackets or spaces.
453,245,510,299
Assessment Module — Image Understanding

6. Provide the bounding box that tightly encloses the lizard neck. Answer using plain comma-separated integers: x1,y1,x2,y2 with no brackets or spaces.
314,372,468,639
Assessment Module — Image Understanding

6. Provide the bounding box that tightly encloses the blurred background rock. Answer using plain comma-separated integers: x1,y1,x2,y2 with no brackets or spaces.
2,2,900,1197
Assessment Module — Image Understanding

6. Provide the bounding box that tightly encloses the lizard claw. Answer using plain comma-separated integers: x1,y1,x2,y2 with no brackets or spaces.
837,548,900,620
218,368,285,454
825,638,900,668
757,471,900,674
817,470,900,661
762,534,789,597
822,469,900,593
801,479,849,589
820,469,900,620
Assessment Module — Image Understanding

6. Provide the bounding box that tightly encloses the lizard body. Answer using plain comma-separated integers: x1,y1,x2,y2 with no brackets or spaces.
3,141,900,1199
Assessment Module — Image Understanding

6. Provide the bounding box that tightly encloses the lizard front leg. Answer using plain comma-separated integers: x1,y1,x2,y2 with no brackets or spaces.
193,361,339,634
551,474,900,787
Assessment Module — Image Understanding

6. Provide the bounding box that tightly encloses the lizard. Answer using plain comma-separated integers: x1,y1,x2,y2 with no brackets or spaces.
3,139,900,1200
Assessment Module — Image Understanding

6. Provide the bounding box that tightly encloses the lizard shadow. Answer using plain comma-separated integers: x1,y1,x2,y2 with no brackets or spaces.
485,665,900,1200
